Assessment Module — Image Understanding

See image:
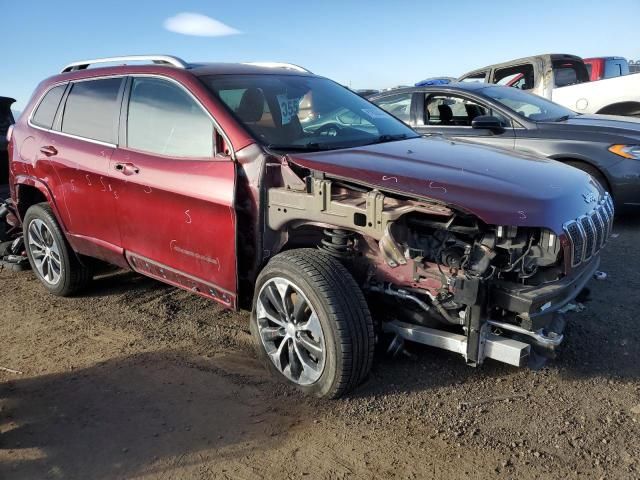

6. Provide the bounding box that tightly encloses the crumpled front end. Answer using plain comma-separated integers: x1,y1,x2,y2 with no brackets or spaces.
266,163,613,369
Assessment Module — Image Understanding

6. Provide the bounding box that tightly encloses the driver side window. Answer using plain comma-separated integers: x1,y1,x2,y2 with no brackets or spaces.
424,94,509,127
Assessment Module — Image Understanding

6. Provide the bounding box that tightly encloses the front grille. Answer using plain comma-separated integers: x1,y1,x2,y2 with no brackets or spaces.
563,193,614,267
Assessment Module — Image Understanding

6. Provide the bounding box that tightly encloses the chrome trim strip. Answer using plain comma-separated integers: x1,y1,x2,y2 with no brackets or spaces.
593,209,606,249
579,214,595,261
61,55,189,73
563,192,614,268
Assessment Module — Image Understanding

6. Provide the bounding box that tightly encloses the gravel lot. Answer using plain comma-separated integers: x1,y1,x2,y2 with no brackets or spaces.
1,216,639,479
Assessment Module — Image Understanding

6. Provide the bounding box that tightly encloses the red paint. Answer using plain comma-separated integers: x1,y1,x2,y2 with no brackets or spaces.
7,61,600,311
9,65,241,308
287,137,601,234
583,58,604,81
109,148,237,295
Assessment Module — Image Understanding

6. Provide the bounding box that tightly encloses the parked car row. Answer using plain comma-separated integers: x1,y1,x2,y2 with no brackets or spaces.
0,54,629,399
369,82,640,210
458,53,640,117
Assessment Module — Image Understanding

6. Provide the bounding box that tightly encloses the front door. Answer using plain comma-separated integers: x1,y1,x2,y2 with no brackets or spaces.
415,93,516,150
111,76,237,307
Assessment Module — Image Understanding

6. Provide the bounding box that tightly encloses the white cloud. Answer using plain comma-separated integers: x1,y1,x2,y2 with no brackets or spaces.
163,12,241,37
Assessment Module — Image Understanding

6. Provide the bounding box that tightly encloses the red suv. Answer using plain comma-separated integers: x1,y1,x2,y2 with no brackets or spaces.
6,55,612,398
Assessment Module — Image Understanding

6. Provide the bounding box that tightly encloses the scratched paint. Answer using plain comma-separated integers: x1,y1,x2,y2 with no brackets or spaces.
169,239,220,270
428,181,447,194
184,210,192,224
382,176,398,182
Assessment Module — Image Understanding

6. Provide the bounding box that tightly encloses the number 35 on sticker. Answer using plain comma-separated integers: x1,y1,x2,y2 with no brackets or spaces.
277,94,301,125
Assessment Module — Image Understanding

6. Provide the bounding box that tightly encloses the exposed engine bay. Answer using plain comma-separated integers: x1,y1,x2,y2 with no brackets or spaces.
265,163,601,368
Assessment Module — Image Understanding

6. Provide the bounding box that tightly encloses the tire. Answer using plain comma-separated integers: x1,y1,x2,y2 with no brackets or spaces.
250,249,375,399
23,203,91,296
565,161,610,194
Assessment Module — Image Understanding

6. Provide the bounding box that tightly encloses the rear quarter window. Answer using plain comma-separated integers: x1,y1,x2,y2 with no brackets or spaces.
31,85,66,129
61,78,123,144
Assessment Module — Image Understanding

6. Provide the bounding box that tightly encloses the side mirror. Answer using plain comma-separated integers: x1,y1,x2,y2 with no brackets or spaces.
471,115,504,131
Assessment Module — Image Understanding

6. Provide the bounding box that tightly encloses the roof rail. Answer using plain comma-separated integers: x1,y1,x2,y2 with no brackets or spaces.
61,55,189,73
242,62,312,74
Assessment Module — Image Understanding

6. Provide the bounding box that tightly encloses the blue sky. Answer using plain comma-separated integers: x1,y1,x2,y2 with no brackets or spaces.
4,0,639,111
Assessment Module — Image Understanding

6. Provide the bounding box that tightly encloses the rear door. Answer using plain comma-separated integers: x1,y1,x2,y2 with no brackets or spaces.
37,77,125,263
111,76,237,307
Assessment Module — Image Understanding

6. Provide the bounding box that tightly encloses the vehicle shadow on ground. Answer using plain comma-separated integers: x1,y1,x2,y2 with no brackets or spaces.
59,214,640,405
79,268,168,298
0,351,289,480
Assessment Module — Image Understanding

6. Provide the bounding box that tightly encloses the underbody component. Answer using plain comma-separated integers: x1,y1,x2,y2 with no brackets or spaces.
383,320,530,367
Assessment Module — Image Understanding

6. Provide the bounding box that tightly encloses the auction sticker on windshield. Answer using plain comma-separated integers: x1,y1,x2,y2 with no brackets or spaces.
277,94,302,125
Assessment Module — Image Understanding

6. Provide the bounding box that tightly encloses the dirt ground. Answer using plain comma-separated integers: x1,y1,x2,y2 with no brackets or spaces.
1,217,639,480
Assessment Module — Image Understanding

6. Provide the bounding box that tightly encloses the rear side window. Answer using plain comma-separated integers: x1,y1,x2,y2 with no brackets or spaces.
127,77,214,158
31,85,66,129
552,61,589,87
61,78,123,144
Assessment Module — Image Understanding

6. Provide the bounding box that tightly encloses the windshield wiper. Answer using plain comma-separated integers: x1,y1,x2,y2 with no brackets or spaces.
378,133,410,142
553,115,572,122
361,133,413,146
266,142,330,152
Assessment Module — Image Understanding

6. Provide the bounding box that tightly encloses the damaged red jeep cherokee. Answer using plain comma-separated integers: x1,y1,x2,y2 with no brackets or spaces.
5,56,613,398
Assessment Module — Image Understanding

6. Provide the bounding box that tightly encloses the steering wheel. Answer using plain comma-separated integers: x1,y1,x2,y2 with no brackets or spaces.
314,122,344,137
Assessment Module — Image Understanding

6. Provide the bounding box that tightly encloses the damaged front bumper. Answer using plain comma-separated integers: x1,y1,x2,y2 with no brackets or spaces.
489,256,599,331
383,257,599,368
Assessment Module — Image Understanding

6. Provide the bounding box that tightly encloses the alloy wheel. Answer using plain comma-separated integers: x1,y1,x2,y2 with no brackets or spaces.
256,277,326,385
27,219,62,285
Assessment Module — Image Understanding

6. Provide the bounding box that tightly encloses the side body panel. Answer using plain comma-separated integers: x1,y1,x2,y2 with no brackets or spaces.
110,148,237,304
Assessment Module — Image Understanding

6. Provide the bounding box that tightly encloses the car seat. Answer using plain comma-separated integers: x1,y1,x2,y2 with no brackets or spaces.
438,104,453,125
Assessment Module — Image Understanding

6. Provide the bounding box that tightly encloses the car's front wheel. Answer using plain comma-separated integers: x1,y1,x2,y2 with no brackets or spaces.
23,203,91,296
250,249,374,398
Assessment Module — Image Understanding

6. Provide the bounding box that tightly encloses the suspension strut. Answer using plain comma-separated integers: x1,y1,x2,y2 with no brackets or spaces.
321,229,355,258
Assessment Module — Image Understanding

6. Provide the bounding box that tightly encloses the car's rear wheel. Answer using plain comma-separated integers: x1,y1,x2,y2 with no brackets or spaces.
250,249,374,398
23,203,91,296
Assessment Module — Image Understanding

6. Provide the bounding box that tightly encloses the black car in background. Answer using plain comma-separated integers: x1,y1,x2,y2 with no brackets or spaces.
370,83,640,210
1,97,16,195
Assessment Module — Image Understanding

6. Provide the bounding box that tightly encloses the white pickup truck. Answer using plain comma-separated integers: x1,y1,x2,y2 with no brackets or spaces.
458,54,640,117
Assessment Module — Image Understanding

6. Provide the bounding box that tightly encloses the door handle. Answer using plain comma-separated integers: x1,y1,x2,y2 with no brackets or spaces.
39,146,58,157
114,162,140,176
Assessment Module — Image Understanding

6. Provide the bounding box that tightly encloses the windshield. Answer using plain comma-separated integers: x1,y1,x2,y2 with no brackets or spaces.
201,74,418,151
482,86,576,122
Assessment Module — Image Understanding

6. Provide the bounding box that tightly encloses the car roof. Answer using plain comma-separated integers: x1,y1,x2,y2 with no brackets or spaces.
370,82,493,98
459,53,583,79
189,62,314,77
41,60,318,90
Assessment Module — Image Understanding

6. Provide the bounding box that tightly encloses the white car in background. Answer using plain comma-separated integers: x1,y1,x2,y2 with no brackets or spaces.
459,53,640,117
